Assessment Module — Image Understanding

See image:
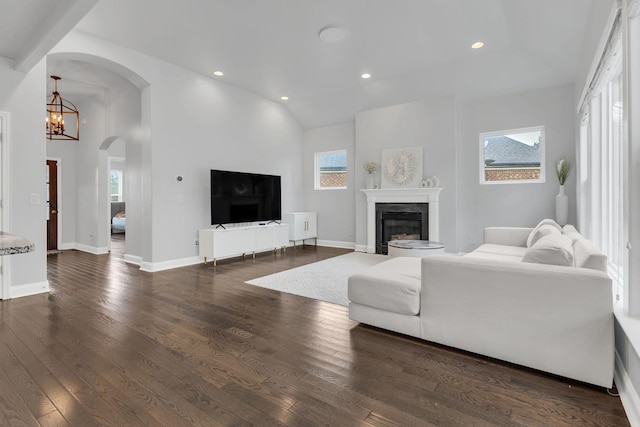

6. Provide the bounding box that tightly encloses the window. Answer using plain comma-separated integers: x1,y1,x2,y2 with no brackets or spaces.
479,126,545,184
315,150,347,190
110,170,123,202
578,47,624,303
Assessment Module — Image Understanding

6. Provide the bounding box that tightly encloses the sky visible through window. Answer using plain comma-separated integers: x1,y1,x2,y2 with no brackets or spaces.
318,151,347,172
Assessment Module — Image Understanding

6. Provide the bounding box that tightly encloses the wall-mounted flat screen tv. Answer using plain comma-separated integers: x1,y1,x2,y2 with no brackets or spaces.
210,169,281,225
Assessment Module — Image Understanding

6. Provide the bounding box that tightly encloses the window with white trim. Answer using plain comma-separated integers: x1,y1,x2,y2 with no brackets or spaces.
479,126,545,184
314,150,347,190
110,170,123,202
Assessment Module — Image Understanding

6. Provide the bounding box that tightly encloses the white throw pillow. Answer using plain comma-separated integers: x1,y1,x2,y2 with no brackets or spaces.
562,224,583,242
573,239,607,272
534,218,562,232
522,234,574,267
526,224,561,248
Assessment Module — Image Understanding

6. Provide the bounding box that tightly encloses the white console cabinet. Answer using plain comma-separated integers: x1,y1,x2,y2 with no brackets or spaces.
199,223,288,266
283,212,317,247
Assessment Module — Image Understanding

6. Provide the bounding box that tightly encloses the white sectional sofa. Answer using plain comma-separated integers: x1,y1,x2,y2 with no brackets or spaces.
348,220,614,388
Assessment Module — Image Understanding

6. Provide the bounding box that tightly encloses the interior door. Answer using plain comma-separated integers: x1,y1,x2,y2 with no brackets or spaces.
46,160,58,251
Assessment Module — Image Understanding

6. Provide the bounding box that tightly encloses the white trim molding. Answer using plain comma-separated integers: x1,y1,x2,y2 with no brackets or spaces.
0,111,10,300
123,254,142,266
615,351,640,427
74,243,108,255
11,280,49,299
354,244,368,253
316,239,355,250
361,187,442,254
139,256,201,273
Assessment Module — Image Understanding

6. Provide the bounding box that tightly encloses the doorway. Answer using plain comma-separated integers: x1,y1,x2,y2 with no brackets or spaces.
108,156,126,254
0,112,6,299
46,159,60,251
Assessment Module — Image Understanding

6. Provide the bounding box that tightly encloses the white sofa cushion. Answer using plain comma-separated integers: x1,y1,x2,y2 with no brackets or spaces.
562,224,583,242
526,224,561,248
574,239,608,272
348,257,421,315
464,251,522,263
522,234,574,266
474,243,528,258
484,227,532,247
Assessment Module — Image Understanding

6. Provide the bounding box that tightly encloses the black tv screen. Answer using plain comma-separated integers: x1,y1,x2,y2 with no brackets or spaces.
210,170,281,225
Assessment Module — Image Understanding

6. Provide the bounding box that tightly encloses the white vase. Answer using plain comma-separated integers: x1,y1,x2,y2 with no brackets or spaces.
366,175,375,189
556,184,569,226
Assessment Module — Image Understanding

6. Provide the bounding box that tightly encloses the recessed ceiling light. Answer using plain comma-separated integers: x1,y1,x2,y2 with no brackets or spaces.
281,96,289,101
471,41,484,49
213,71,224,76
361,73,371,79
318,25,350,44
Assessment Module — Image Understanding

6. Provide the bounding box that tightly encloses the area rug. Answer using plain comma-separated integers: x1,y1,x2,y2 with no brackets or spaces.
245,252,387,306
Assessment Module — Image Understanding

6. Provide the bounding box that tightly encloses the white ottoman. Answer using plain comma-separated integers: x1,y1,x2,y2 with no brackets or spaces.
348,257,422,315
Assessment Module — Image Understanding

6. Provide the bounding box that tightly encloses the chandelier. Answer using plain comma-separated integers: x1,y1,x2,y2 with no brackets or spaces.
46,76,79,141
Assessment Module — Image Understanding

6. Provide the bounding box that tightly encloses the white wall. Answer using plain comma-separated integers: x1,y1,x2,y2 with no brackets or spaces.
354,97,458,251
456,83,576,253
51,31,303,269
74,98,108,252
302,122,355,247
575,0,617,105
323,87,575,255
0,58,49,296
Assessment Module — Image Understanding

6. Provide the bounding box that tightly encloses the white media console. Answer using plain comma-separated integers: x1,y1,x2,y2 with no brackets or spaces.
198,223,289,266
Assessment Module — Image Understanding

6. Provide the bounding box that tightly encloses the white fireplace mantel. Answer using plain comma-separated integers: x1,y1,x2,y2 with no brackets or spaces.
361,187,442,254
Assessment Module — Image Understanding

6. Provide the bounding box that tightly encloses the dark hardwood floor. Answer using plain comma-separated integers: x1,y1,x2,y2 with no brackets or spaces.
0,239,630,426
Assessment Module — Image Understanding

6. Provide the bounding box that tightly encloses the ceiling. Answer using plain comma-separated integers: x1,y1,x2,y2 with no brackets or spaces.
2,0,596,129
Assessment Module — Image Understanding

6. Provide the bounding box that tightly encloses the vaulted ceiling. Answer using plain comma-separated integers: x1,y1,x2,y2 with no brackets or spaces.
2,0,598,129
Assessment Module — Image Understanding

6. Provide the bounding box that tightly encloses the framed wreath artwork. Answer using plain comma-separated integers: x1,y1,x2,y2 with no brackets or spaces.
381,146,423,188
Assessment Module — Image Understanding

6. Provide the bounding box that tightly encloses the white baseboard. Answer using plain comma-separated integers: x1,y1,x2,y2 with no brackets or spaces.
140,256,202,273
615,351,640,427
75,243,108,255
123,254,142,265
317,239,355,250
60,242,109,255
11,280,49,299
354,244,369,253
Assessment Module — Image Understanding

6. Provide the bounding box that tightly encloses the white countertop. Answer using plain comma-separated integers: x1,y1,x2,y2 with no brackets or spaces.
0,232,35,255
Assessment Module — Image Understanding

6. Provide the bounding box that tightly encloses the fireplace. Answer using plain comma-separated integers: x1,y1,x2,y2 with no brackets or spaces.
376,203,428,254
362,188,441,254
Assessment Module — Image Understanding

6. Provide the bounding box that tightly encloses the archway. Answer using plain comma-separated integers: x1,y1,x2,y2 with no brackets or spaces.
99,136,126,254
45,52,149,266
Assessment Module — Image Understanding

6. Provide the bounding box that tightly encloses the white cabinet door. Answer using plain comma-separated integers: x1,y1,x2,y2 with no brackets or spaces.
284,212,317,242
274,224,289,248
199,229,215,259
211,229,240,258
302,213,317,239
293,215,308,239
214,228,254,258
254,226,274,252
